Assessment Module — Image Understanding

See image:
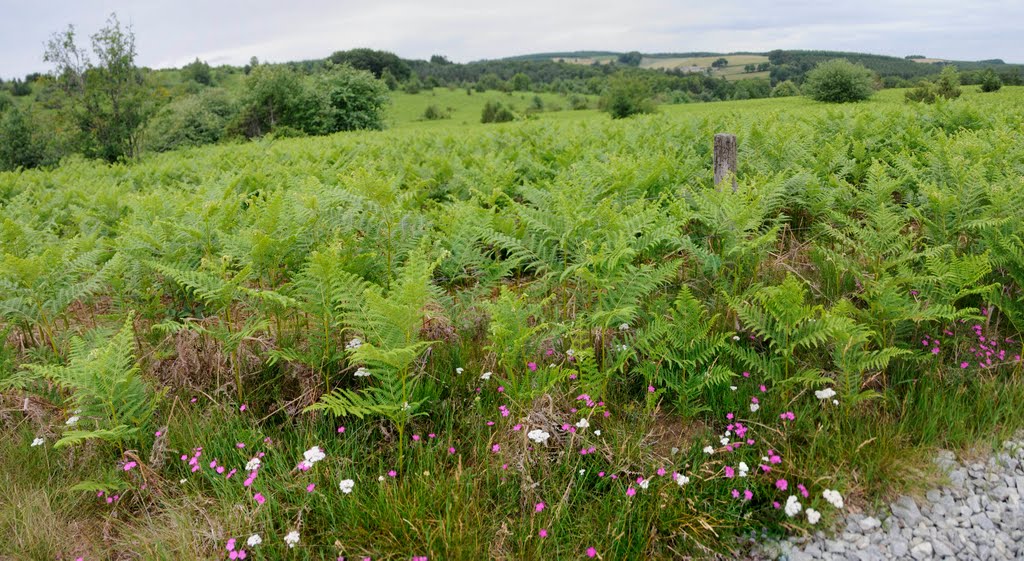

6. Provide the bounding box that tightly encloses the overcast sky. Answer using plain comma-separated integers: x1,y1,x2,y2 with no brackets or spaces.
1,0,1021,79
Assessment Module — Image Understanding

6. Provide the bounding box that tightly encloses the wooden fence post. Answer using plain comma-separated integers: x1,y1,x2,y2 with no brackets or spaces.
713,133,738,192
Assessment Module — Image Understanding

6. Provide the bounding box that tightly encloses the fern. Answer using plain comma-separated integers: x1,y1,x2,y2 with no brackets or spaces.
23,314,159,449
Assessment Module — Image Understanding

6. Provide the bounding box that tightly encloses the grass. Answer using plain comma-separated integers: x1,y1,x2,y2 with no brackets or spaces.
2,86,1024,559
387,87,598,129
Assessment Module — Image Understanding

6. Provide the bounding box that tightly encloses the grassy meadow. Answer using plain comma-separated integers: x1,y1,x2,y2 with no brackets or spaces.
2,86,1024,560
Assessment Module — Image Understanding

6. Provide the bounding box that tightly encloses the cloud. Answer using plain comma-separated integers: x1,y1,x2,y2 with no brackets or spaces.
1,0,1021,78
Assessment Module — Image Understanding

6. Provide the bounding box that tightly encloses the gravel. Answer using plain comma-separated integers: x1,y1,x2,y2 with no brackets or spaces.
753,437,1024,560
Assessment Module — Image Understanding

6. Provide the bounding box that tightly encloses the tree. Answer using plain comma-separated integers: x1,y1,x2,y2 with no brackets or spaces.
711,58,729,69
328,49,411,81
980,68,1003,92
802,59,875,103
307,65,389,133
429,55,451,65
511,72,531,91
933,65,961,99
182,58,213,86
232,64,304,137
0,107,44,170
617,51,642,67
380,68,399,91
44,14,149,161
600,72,656,118
744,64,756,73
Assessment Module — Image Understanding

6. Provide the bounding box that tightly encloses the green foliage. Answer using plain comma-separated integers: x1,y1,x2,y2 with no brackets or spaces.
730,275,850,388
142,88,236,152
181,58,213,86
232,64,305,138
980,68,1003,92
422,104,451,120
635,286,734,417
770,80,800,97
934,65,962,100
905,81,937,103
22,315,159,449
802,59,875,103
44,14,149,161
617,51,642,66
328,48,411,81
0,107,44,171
307,65,389,133
600,72,657,118
481,100,515,123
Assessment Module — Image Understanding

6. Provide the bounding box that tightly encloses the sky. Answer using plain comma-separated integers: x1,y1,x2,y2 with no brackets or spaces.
1,0,1021,79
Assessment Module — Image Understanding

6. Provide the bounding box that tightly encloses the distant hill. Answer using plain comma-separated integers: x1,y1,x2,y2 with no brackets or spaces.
497,49,1023,85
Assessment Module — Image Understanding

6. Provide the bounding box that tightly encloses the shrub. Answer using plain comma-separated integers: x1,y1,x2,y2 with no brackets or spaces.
905,82,937,104
771,80,801,97
980,69,1003,92
143,89,236,152
422,104,451,120
0,107,44,170
481,100,515,123
802,59,875,103
568,94,589,110
933,66,962,100
308,64,389,133
600,73,657,118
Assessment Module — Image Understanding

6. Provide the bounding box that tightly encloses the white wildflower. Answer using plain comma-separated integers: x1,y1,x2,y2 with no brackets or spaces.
566,349,575,357
720,436,730,446
738,462,749,477
65,415,80,426
806,508,821,525
575,418,590,429
832,399,839,406
616,344,628,352
619,323,630,331
784,495,802,517
670,446,680,456
703,445,715,455
179,478,187,484
303,446,326,466
283,530,300,548
378,475,385,482
354,367,371,377
732,335,741,341
594,430,601,436
578,468,585,475
750,402,760,412
814,387,837,400
455,367,464,374
729,385,737,391
527,429,551,444
675,473,690,486
481,371,491,380
245,457,262,471
339,479,355,494
639,478,650,490
402,401,410,410
823,489,844,509
346,338,362,350
31,437,44,447
247,533,262,547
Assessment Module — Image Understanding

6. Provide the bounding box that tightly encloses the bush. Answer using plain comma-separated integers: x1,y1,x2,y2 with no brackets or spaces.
0,107,44,170
905,82,937,104
422,104,450,120
600,73,657,119
307,65,389,133
771,80,801,97
0,91,12,113
980,69,1003,92
481,100,515,123
143,89,236,152
802,59,875,103
933,66,962,100
568,94,589,110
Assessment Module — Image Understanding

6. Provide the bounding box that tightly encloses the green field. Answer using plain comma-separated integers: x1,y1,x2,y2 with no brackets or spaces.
2,86,1024,560
386,88,597,129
